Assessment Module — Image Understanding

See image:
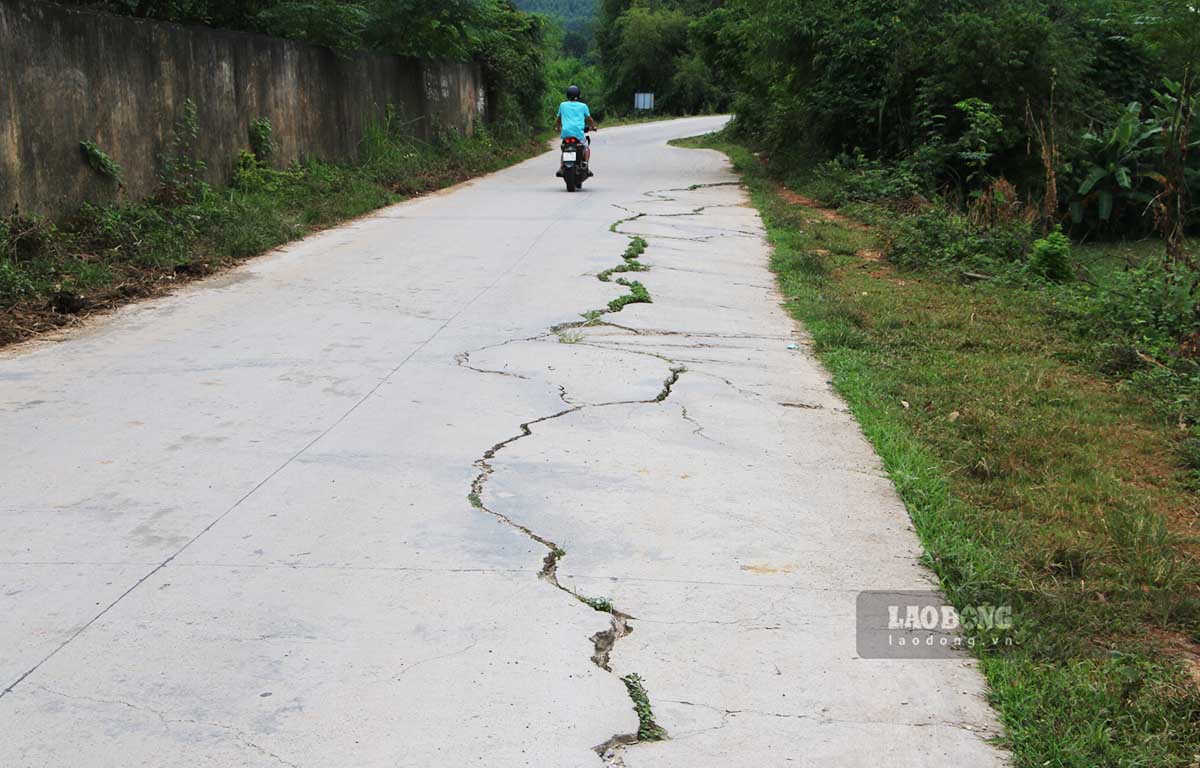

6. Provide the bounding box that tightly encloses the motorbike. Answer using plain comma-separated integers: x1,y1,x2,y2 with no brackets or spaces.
557,132,591,192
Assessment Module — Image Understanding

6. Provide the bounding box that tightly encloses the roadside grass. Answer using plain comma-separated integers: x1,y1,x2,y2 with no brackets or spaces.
0,124,550,347
675,134,1200,766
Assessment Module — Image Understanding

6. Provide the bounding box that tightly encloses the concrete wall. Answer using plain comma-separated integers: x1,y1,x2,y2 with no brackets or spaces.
0,0,488,215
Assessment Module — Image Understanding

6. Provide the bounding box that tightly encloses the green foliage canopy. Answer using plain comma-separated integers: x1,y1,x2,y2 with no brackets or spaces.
595,0,730,115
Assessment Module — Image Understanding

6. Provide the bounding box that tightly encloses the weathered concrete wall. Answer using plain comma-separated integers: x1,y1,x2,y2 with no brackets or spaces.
0,0,488,215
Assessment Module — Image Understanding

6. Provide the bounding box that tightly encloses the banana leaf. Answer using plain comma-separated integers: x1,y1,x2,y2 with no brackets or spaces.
1079,167,1107,195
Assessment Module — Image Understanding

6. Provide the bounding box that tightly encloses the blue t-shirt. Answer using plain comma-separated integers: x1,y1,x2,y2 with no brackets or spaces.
558,100,590,139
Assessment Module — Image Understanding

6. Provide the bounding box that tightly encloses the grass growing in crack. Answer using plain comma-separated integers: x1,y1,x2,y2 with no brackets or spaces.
599,236,651,282
681,132,1200,768
467,491,483,509
597,261,648,282
609,215,640,233
621,673,667,741
607,279,651,312
580,595,614,613
557,329,585,344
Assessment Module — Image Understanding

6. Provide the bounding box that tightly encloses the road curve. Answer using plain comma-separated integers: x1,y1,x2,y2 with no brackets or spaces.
0,117,1004,766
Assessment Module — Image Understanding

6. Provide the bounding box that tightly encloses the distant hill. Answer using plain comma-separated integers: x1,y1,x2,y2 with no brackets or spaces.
512,0,597,28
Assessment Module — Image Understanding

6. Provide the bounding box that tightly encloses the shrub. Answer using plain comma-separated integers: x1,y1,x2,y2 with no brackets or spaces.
1181,434,1200,472
810,154,927,206
158,99,208,205
1029,230,1073,282
1091,258,1200,345
232,151,302,194
967,178,1033,229
0,212,58,263
884,206,1033,274
0,260,36,303
248,117,276,162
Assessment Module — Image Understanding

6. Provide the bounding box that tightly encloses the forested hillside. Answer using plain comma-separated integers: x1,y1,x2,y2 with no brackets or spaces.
512,0,596,31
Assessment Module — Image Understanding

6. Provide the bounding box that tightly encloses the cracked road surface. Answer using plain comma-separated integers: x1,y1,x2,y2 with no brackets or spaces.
0,117,1004,766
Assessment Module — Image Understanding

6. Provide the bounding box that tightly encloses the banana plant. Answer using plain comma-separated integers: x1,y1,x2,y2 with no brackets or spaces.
1146,78,1200,198
1068,102,1161,225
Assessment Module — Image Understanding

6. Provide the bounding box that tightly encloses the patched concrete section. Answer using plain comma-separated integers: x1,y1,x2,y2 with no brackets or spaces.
0,117,1004,765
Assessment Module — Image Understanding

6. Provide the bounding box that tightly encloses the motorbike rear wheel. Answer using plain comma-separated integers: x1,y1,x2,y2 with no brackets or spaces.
563,166,577,192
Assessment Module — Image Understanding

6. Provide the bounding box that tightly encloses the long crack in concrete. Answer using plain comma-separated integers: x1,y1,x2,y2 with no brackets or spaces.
458,195,717,765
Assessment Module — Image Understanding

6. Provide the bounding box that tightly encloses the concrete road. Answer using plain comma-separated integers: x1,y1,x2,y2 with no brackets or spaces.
0,117,1004,766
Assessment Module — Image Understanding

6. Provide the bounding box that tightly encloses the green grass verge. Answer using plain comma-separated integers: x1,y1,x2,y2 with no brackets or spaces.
675,133,1200,767
0,125,550,346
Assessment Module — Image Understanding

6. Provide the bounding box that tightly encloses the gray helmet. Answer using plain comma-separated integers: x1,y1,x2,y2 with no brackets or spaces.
566,85,581,101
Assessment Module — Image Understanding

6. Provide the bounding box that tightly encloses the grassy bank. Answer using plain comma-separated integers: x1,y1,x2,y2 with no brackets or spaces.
0,111,549,347
676,134,1200,766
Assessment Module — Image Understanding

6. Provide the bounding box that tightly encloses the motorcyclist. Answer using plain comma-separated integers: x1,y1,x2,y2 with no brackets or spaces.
556,85,597,176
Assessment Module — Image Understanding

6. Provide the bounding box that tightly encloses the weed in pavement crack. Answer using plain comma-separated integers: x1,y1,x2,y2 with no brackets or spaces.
465,368,685,761
621,673,668,741
459,206,706,764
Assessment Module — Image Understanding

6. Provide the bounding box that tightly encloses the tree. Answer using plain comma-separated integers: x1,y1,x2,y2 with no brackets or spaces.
257,1,370,51
364,0,492,59
1144,0,1200,271
596,0,726,115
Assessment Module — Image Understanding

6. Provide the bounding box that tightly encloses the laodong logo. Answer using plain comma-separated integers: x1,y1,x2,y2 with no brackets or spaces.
857,590,1016,659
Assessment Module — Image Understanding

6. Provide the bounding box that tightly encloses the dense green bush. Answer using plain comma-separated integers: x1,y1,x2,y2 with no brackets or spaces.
884,207,1033,274
1086,258,1200,345
707,0,1199,242
596,0,730,116
536,16,605,124
1028,230,1074,282
0,260,35,303
806,154,928,207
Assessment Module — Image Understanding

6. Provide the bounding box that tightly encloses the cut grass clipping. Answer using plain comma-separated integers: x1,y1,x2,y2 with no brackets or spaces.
673,133,1200,768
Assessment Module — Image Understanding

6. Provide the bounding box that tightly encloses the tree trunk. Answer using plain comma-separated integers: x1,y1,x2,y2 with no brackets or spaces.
1162,68,1194,273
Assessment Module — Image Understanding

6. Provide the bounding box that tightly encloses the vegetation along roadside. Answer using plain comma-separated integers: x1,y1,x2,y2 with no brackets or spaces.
0,105,549,348
675,132,1200,767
